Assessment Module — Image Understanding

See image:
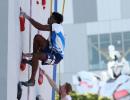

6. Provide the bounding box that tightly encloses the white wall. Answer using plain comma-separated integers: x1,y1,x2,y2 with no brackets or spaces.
7,0,26,99
7,0,54,100
97,0,121,21
121,0,130,19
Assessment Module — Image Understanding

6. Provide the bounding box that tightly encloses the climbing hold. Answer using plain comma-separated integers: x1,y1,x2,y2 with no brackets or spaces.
20,59,27,71
38,68,44,85
38,75,43,85
19,15,25,32
20,63,26,71
43,6,45,9
36,95,44,100
36,0,39,4
17,82,22,100
42,0,46,10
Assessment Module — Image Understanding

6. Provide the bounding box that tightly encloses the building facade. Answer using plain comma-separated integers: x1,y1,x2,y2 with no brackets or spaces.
60,0,130,89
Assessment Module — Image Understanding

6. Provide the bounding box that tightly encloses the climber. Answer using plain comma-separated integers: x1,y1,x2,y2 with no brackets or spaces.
20,10,65,86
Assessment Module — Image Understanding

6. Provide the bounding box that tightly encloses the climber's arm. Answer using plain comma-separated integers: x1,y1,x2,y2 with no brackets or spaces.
21,12,51,31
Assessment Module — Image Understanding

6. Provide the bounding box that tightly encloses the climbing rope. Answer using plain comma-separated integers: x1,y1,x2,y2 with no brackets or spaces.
58,0,66,100
50,0,53,15
62,0,65,15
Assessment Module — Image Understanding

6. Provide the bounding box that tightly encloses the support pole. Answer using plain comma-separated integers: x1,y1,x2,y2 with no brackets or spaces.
52,1,58,100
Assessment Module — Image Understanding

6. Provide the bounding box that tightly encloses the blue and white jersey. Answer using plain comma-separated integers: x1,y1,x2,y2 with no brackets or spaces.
51,23,65,57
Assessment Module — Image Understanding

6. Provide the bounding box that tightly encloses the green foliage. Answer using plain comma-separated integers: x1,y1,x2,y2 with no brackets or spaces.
98,96,111,100
55,91,111,100
86,93,98,100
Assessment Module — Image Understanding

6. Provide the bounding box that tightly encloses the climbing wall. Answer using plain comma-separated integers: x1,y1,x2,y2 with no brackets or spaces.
29,0,54,100
7,0,55,100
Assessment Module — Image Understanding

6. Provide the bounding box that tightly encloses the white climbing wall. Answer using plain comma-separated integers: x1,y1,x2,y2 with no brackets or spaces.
7,0,54,100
